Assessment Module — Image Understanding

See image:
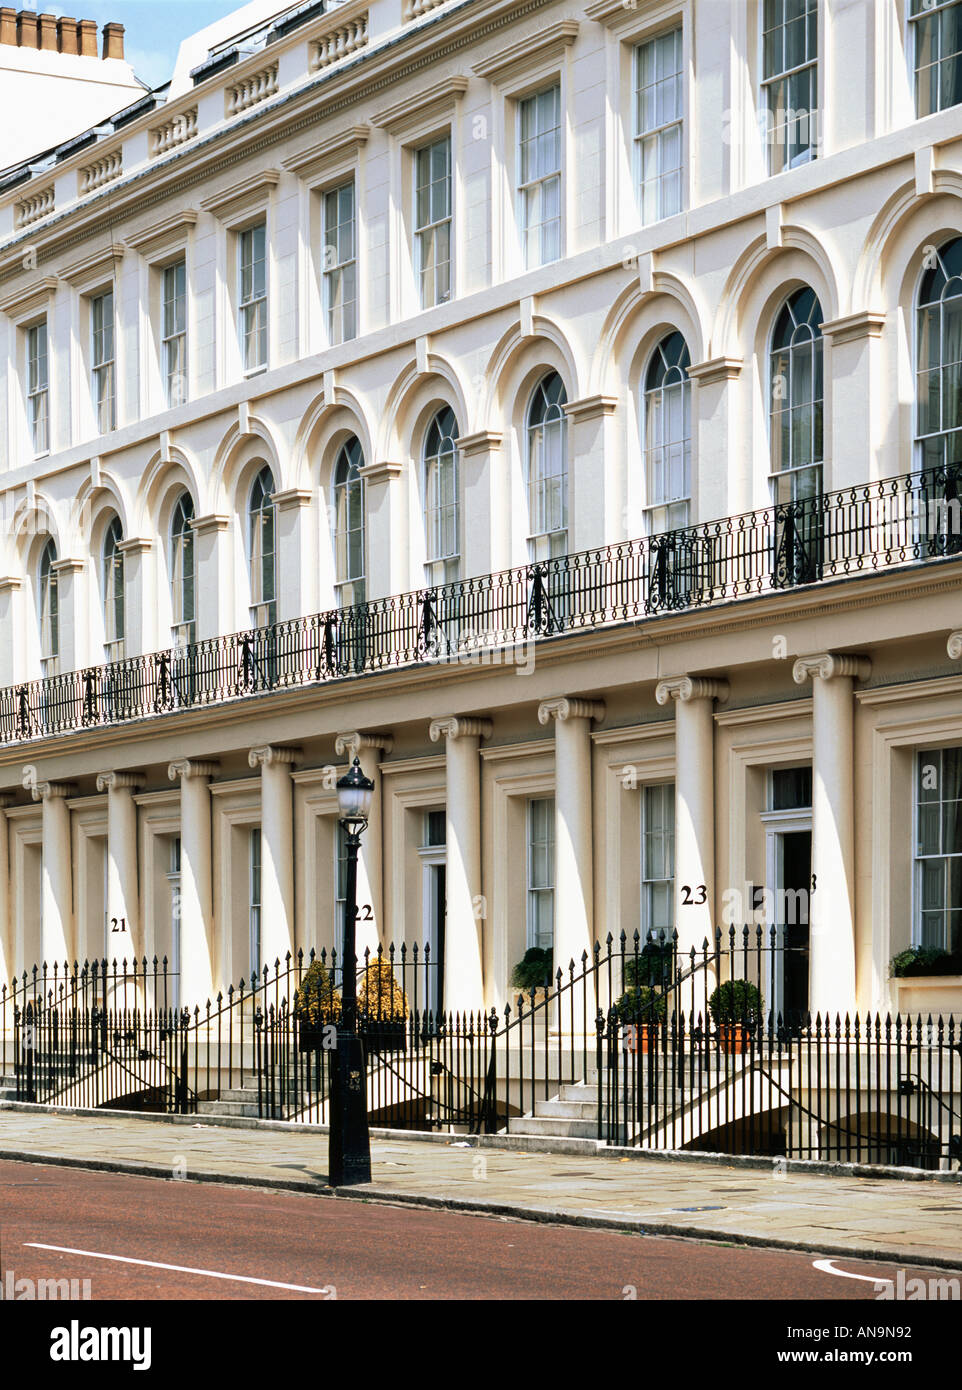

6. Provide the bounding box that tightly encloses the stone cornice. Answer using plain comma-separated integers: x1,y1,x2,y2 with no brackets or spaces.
248,745,302,768
0,575,22,593
191,513,231,537
334,730,394,757
655,676,730,705
948,630,962,660
687,356,743,386
457,429,503,457
123,208,198,258
117,537,153,557
21,764,76,800
272,487,313,512
563,395,618,424
50,557,84,576
95,770,146,792
537,696,606,724
471,18,578,86
792,652,872,684
429,715,493,742
200,168,281,223
0,275,59,320
168,758,220,781
372,73,469,137
820,311,886,345
59,242,124,290
281,123,372,185
359,460,403,485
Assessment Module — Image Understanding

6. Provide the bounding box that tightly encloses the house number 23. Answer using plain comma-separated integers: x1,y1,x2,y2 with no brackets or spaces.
680,884,707,905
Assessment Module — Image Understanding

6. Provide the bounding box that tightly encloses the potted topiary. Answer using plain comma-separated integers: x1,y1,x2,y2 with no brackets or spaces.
509,946,554,1000
293,958,340,1052
356,956,409,1054
708,979,762,1054
612,985,667,1052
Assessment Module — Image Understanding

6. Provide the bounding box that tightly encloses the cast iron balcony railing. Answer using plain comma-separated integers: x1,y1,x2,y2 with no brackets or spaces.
2,464,960,746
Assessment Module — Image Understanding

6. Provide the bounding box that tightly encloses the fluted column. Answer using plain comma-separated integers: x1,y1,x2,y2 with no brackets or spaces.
792,653,871,1017
96,770,145,964
428,716,492,1012
167,758,219,1004
248,745,301,970
538,697,605,978
22,765,77,967
654,677,730,954
334,731,392,961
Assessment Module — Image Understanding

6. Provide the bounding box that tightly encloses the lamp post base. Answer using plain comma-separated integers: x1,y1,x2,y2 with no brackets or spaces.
328,1029,372,1186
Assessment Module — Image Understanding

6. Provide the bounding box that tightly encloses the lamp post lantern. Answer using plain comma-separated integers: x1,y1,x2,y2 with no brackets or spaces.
329,756,375,1186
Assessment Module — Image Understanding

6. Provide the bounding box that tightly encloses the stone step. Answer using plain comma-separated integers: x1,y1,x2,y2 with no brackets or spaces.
508,1114,601,1139
533,1097,600,1120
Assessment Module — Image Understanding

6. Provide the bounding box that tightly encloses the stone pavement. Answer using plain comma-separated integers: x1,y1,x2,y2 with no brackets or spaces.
1,1105,961,1270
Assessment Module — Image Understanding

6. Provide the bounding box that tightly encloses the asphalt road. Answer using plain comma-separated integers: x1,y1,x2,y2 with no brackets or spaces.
0,1159,950,1301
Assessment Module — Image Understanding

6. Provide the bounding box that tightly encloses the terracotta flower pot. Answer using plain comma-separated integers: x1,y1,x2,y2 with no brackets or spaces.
718,1023,750,1055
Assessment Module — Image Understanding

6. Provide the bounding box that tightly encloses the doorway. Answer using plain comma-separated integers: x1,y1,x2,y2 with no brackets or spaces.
418,810,447,1019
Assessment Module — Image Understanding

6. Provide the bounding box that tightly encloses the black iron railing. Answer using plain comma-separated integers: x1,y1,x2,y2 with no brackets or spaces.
4,930,961,1170
2,466,960,745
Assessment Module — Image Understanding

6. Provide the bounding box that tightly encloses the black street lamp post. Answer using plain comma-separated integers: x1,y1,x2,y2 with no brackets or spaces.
329,756,375,1186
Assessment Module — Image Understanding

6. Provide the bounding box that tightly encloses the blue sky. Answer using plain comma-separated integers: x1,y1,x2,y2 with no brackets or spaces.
60,2,244,88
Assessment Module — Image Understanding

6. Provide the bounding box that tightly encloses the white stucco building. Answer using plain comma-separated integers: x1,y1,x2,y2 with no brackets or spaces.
0,0,960,1027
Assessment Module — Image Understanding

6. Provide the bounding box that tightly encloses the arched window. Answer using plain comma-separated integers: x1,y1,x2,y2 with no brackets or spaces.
644,332,691,533
526,371,568,561
170,492,195,645
769,287,823,505
102,515,125,661
917,238,962,476
423,407,460,585
38,538,58,675
333,436,365,606
248,465,276,627
917,238,962,556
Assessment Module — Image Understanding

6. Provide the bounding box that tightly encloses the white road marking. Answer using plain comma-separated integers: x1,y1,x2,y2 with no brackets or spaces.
24,1242,332,1293
813,1257,892,1287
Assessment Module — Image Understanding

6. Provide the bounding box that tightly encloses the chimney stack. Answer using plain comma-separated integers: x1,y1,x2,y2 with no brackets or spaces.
16,8,38,47
56,16,79,54
38,11,56,49
101,19,122,60
0,8,16,44
78,16,95,55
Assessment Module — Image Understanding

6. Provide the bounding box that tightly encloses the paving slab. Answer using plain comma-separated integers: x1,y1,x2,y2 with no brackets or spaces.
0,1106,961,1270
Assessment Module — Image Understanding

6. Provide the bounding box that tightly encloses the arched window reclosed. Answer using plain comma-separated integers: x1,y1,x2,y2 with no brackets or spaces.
170,492,195,645
644,332,691,534
248,465,276,628
333,436,365,606
916,238,962,556
423,407,460,585
526,371,568,561
769,286,823,506
39,538,58,675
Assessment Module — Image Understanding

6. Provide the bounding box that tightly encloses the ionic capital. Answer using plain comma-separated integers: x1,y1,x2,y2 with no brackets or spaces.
334,731,394,759
948,631,962,661
537,696,606,725
96,770,146,793
792,652,871,685
429,716,493,743
167,758,220,783
248,745,302,770
655,676,730,706
22,764,76,801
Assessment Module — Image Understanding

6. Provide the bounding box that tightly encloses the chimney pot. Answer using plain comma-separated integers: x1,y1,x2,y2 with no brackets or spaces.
0,8,16,45
57,16,78,54
38,11,56,49
17,9,39,48
78,16,96,56
101,19,123,60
